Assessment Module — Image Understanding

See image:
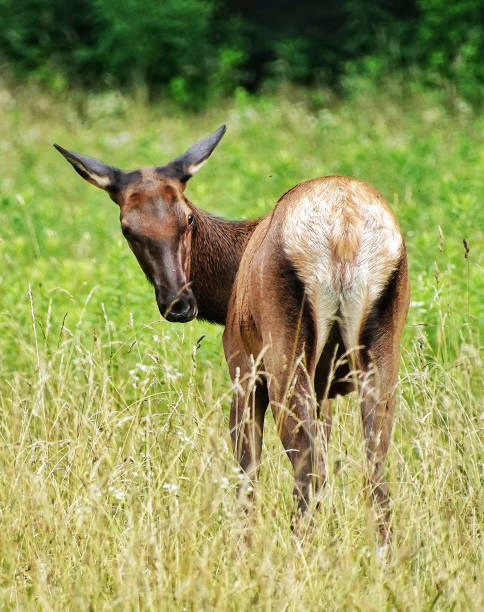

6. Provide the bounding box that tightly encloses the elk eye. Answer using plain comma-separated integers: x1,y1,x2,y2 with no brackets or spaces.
187,213,194,226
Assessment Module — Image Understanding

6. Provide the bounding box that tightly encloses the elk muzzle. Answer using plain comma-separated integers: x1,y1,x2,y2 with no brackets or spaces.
155,286,198,323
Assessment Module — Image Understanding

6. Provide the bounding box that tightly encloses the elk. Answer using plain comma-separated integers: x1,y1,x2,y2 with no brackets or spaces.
55,126,410,541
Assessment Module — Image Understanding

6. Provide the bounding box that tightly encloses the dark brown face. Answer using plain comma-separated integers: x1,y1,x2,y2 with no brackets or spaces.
117,172,197,322
54,124,226,324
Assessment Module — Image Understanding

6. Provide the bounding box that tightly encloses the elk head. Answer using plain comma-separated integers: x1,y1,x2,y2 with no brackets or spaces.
54,125,226,322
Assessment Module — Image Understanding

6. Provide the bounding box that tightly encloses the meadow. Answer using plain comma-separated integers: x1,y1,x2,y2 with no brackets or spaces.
0,79,483,609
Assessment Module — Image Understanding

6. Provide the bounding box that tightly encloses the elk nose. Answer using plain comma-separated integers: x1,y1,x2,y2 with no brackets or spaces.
163,293,198,323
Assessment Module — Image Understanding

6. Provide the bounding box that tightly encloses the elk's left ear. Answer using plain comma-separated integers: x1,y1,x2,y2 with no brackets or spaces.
53,144,124,192
159,125,226,183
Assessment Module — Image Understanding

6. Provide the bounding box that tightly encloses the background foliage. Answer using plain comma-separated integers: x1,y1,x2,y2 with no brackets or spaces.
0,0,483,104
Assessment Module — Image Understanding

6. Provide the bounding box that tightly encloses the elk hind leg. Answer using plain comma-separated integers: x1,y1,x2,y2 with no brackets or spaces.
359,368,396,543
264,327,333,515
266,355,317,514
356,256,409,543
228,355,268,500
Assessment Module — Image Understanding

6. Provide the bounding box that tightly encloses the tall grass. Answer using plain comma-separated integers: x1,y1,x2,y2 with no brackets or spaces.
0,79,483,609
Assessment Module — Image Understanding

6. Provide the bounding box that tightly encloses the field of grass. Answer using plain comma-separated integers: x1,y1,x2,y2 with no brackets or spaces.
0,79,483,609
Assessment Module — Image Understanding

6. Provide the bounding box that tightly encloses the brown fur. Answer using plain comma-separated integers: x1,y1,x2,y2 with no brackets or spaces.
222,176,410,541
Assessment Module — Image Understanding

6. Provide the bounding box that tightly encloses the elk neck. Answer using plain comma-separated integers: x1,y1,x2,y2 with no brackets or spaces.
189,207,261,325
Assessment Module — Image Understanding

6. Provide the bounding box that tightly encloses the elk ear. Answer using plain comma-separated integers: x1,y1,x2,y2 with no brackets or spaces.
53,144,124,192
158,125,226,183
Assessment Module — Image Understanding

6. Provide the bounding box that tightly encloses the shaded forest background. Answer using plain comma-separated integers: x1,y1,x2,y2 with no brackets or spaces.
1,0,483,105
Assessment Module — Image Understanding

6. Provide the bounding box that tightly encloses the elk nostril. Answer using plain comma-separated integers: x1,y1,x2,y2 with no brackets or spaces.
169,300,188,316
167,295,194,318
121,224,133,239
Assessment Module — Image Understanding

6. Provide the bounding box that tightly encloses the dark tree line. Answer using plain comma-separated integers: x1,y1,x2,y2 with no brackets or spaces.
0,0,482,102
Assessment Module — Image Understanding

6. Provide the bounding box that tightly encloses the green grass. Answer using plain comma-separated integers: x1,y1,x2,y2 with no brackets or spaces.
0,79,483,609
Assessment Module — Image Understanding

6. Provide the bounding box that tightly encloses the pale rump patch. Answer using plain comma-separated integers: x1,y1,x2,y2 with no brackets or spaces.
281,176,403,357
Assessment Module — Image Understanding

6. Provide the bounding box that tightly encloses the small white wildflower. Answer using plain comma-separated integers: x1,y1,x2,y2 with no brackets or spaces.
176,428,193,445
163,364,182,382
108,486,126,501
233,467,245,480
116,415,133,427
162,483,179,492
90,484,102,500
